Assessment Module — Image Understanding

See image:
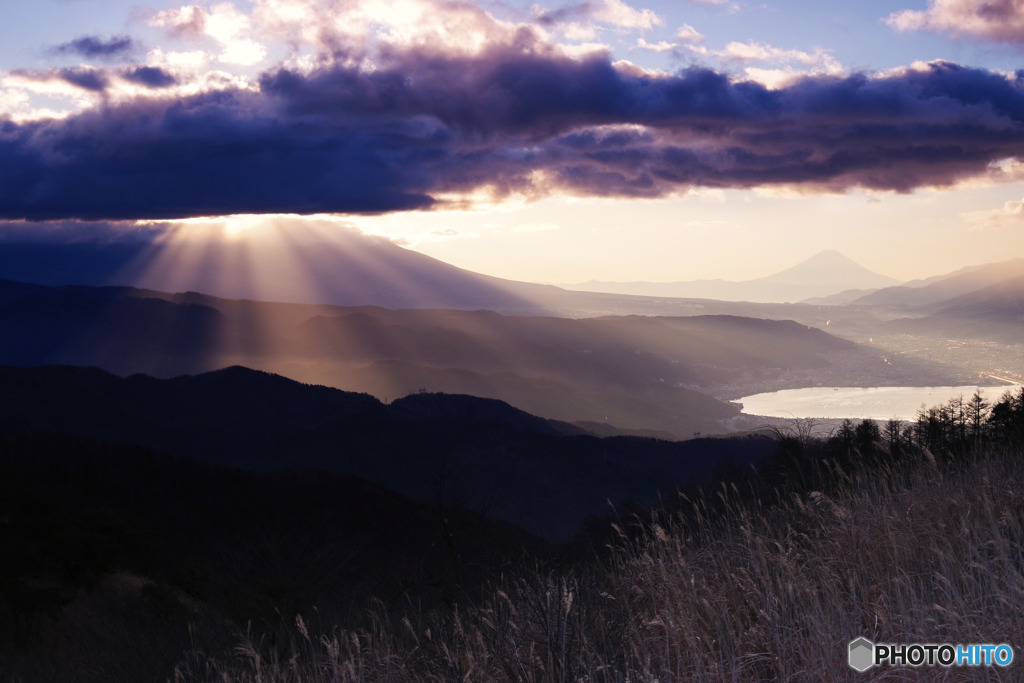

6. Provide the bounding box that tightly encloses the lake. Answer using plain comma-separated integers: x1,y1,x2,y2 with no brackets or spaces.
736,384,1023,421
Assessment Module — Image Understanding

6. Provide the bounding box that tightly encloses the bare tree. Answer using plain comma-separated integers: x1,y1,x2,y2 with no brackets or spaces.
967,390,989,443
883,418,908,456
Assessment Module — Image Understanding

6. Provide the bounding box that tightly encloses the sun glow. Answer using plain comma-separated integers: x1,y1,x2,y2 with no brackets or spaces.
80,212,557,405
118,213,548,309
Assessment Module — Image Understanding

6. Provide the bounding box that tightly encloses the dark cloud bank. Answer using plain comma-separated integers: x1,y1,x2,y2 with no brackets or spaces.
2,44,1024,220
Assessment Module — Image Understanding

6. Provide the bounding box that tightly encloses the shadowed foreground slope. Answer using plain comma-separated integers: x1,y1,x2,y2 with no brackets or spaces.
0,364,772,541
2,383,1022,681
0,433,542,682
192,444,1024,682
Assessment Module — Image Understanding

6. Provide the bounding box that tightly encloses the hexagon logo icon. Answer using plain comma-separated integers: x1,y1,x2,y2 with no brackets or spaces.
849,637,875,672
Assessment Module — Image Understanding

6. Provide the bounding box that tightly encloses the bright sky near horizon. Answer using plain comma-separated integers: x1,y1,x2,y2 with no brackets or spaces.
1,0,1023,284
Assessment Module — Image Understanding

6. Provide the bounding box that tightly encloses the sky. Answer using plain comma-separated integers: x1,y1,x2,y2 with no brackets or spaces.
1,0,1024,286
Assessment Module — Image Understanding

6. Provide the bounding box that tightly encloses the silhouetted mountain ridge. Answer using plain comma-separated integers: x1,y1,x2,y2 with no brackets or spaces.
389,392,588,436
0,364,774,540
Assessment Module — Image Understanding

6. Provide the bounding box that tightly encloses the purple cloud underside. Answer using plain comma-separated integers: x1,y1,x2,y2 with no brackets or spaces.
51,35,138,60
2,48,1024,220
121,66,179,89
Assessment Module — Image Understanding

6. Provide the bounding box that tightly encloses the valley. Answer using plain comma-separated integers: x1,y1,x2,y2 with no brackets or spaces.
3,274,1002,439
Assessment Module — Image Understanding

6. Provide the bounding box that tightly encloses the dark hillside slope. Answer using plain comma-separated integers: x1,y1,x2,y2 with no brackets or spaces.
0,281,225,375
0,432,541,681
0,365,773,540
0,365,385,463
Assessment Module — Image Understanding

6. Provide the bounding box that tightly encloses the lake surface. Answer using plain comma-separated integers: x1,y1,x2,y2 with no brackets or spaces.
736,384,1023,421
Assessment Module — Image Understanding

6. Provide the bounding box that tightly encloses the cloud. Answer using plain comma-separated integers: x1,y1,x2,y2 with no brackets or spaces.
716,41,843,83
51,35,138,60
720,41,830,66
534,0,661,31
3,1,1024,221
7,65,181,96
676,24,704,44
887,0,1024,45
0,219,171,243
150,3,266,66
3,54,1024,220
146,48,210,71
10,66,111,93
0,90,436,220
218,39,267,66
150,5,208,38
534,2,590,27
962,196,1024,230
57,67,112,93
676,38,844,88
636,38,675,52
0,87,30,114
591,0,662,30
122,66,179,89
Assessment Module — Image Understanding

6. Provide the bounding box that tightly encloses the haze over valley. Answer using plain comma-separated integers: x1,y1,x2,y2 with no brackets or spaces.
3,237,1021,435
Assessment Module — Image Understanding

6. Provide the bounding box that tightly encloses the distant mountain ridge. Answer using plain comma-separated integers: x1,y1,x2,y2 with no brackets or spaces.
0,364,774,541
0,278,866,437
0,238,830,317
883,273,1024,344
564,250,902,303
852,257,1024,308
0,236,1016,325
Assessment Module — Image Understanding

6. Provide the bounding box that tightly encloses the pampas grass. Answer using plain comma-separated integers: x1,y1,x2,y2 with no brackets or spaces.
191,447,1024,682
